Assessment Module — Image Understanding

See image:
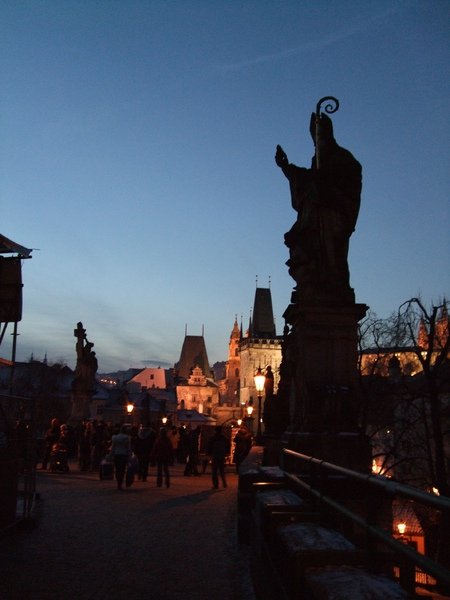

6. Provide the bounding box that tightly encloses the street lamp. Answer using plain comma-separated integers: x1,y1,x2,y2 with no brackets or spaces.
254,366,265,445
246,404,254,433
126,402,134,424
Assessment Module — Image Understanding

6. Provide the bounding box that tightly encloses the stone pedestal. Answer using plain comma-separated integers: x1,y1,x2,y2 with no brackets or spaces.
69,391,91,424
281,301,371,473
291,303,367,433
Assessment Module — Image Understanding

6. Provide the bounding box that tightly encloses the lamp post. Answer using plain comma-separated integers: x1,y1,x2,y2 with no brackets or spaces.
246,404,254,433
126,402,134,424
254,366,265,445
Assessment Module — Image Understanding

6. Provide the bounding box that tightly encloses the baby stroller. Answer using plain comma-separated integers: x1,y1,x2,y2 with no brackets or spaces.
50,442,70,473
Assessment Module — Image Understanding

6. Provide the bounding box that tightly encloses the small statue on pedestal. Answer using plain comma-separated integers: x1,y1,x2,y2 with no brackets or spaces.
71,322,98,421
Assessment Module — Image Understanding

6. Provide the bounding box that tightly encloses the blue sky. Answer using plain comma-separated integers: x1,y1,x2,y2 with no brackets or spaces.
1,1,449,373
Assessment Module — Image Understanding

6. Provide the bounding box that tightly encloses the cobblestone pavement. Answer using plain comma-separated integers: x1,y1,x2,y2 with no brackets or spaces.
0,462,255,600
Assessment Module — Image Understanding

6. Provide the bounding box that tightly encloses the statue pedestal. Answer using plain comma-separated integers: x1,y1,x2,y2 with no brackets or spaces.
289,303,367,433
283,302,371,473
69,391,91,424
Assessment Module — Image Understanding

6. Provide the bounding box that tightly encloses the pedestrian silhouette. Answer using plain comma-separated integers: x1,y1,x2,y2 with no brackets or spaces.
207,426,230,489
151,427,172,488
110,425,131,490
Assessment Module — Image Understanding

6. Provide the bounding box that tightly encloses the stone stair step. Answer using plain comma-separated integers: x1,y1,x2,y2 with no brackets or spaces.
305,565,410,600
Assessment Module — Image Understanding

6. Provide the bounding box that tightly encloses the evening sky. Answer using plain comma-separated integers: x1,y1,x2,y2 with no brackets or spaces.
1,1,449,372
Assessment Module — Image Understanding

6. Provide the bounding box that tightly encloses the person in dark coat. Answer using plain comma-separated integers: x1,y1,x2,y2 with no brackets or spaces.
233,425,252,473
90,421,107,471
184,425,201,476
40,418,60,470
207,426,230,489
177,426,189,463
151,428,172,488
134,425,155,482
78,421,93,471
167,426,180,465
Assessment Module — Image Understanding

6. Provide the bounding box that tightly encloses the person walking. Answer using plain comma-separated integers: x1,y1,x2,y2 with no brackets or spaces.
184,425,201,476
233,425,253,473
151,427,172,488
207,426,230,490
177,426,189,463
110,425,131,490
78,421,93,471
134,425,155,482
90,421,107,471
167,426,180,465
40,418,60,470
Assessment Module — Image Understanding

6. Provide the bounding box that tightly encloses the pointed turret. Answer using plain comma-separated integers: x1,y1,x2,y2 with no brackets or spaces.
246,312,253,338
223,316,241,405
175,334,212,380
230,316,240,341
252,287,276,338
436,303,449,349
418,318,429,349
238,285,282,409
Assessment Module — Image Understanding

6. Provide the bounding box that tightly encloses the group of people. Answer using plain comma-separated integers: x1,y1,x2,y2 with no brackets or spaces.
40,418,76,470
40,418,253,491
41,418,114,472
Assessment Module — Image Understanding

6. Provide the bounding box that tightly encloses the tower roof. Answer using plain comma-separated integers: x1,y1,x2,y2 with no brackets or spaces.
251,287,276,338
230,317,240,339
0,233,32,257
175,335,211,380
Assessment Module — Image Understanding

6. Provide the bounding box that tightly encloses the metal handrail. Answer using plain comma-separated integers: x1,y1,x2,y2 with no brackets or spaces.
281,448,450,592
283,449,450,511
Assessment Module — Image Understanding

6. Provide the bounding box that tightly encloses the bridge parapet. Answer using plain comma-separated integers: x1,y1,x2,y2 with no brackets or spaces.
237,446,450,599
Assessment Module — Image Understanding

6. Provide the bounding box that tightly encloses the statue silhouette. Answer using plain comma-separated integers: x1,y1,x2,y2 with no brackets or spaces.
276,113,361,304
73,322,98,395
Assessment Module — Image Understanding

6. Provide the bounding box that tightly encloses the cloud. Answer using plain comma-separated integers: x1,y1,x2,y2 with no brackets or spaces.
215,7,399,73
141,359,174,368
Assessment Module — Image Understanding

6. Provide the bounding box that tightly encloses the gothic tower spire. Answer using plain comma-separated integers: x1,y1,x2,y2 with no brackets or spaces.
224,315,241,405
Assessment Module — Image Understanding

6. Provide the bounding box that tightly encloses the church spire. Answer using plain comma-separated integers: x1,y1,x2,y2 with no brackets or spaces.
230,315,240,339
247,309,253,337
225,314,242,406
418,318,428,349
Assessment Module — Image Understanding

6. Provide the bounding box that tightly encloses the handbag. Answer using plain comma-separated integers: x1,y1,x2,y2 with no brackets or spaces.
125,466,134,487
125,454,138,487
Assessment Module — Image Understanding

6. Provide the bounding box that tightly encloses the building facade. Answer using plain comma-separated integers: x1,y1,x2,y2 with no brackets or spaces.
175,365,219,415
174,332,220,417
126,367,173,393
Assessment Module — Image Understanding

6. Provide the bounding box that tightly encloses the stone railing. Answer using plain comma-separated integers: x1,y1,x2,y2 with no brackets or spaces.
237,446,450,600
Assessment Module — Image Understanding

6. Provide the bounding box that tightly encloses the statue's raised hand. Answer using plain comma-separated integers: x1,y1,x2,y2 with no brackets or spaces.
275,145,288,168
